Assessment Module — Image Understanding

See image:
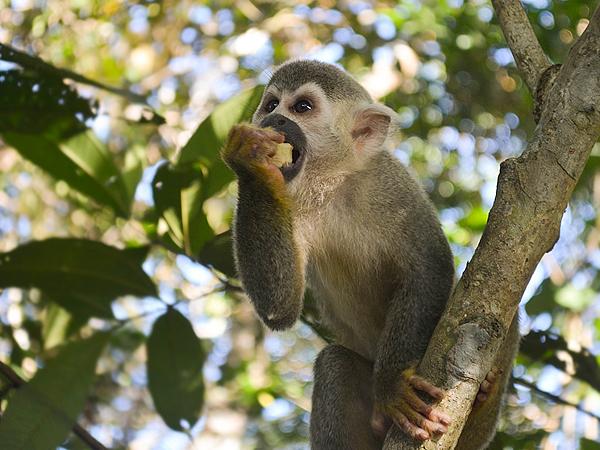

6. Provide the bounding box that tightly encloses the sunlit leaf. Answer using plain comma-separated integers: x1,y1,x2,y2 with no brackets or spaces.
152,162,213,256
0,238,157,318
150,86,262,258
0,332,109,450
41,303,87,350
147,308,205,431
121,144,145,204
2,131,134,216
555,283,596,312
458,205,489,232
176,85,263,199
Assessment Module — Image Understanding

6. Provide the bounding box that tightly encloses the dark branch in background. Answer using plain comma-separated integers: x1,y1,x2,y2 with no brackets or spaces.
0,360,108,450
0,43,164,125
491,0,551,94
520,330,600,392
512,376,600,422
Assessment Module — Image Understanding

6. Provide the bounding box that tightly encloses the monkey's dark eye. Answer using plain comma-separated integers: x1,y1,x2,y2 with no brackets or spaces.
293,99,312,113
265,99,279,113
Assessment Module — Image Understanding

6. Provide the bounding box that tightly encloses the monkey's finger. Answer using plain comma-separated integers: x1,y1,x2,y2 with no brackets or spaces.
480,379,493,394
400,402,448,436
403,387,451,425
262,128,285,143
390,409,430,441
430,409,452,426
484,367,501,385
402,386,434,417
409,375,445,400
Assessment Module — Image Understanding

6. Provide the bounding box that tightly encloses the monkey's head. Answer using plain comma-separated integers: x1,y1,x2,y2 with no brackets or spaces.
252,60,400,191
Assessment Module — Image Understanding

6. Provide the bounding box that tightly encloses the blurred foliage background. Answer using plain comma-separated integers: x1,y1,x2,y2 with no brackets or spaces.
0,0,599,449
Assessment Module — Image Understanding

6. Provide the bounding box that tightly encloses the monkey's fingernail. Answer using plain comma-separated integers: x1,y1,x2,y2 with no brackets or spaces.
418,431,429,440
438,413,452,425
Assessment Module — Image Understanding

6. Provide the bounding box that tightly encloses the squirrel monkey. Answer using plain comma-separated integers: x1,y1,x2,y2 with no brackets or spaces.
221,60,519,449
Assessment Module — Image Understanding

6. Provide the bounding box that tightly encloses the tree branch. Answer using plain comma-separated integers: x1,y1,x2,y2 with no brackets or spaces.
385,4,600,449
0,360,108,450
491,0,551,94
512,377,600,422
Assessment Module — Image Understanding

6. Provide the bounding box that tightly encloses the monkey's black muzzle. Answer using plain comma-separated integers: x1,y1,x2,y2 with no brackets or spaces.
260,114,307,182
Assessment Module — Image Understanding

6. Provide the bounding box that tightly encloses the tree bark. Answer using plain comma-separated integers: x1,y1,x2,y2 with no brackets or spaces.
385,2,600,449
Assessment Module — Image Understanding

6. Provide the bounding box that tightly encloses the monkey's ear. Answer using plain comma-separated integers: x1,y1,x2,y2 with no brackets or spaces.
351,104,399,155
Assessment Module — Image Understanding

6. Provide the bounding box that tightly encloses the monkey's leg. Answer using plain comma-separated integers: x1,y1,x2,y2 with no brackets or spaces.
455,316,520,450
310,344,382,450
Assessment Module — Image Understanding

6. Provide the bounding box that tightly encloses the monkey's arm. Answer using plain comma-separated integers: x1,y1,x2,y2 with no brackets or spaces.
223,124,305,330
372,270,452,441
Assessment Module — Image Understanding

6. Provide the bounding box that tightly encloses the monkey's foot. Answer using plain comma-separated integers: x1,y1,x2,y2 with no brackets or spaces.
372,365,451,442
473,367,502,408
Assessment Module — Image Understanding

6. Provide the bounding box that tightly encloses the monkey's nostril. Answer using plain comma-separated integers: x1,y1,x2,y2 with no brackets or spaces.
276,118,286,126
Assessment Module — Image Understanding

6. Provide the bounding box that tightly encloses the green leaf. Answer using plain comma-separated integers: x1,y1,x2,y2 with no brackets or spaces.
61,131,131,213
152,162,214,257
0,332,109,450
555,283,596,312
488,430,547,449
176,85,263,200
109,327,147,353
196,231,236,278
2,130,134,216
525,278,558,316
520,330,600,391
41,303,87,350
121,144,145,204
581,438,600,450
0,69,95,140
147,308,205,431
458,205,488,232
150,86,262,258
575,153,600,192
0,238,157,318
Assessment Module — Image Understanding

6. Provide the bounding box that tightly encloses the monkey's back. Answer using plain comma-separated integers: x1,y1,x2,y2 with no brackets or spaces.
306,151,454,361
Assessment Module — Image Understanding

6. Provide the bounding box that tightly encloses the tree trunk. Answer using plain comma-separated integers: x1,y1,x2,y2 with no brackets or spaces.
385,1,600,448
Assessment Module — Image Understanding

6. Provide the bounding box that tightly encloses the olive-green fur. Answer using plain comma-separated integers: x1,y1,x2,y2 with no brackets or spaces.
225,60,518,450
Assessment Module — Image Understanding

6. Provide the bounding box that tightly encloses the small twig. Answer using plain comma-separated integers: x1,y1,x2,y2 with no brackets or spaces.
210,269,244,293
512,376,600,421
491,0,551,95
0,42,165,124
0,43,145,103
0,360,108,450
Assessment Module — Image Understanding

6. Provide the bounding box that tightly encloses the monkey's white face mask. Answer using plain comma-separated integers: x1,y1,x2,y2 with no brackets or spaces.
252,82,400,197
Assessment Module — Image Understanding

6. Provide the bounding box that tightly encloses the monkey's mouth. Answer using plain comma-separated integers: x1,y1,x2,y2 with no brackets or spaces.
280,140,305,182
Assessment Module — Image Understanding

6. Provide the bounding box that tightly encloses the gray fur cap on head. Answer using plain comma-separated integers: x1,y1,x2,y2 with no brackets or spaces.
267,60,372,103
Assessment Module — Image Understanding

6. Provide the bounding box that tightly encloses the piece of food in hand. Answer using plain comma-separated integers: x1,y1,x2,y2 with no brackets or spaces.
271,143,293,167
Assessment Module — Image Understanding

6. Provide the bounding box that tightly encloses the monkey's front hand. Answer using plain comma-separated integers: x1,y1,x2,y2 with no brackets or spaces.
221,123,286,184
372,364,451,442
